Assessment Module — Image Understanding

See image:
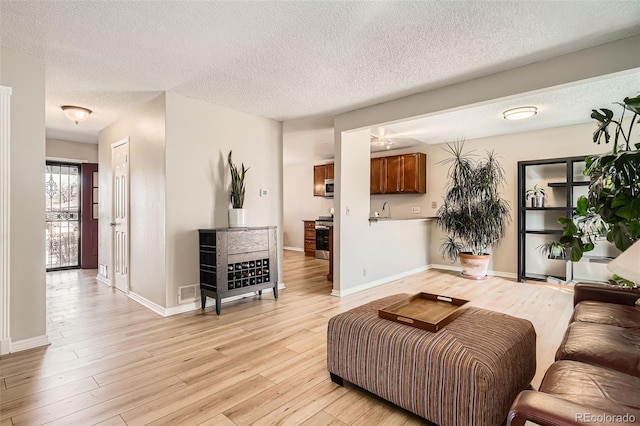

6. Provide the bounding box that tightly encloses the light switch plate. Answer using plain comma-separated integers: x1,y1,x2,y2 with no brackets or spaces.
260,188,268,197
412,206,421,214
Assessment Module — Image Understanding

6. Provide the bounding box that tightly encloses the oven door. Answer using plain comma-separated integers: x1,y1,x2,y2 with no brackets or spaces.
315,227,330,259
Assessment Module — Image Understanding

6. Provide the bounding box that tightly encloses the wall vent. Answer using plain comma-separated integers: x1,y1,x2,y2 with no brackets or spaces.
178,284,198,304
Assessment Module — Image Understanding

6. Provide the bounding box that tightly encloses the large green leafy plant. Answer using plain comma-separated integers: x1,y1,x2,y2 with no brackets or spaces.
436,141,511,260
558,95,640,261
228,151,249,209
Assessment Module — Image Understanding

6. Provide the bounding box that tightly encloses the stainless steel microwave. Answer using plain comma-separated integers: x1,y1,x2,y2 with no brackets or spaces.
324,179,334,198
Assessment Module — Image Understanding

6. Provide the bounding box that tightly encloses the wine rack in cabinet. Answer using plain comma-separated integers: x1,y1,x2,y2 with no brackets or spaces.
199,226,278,315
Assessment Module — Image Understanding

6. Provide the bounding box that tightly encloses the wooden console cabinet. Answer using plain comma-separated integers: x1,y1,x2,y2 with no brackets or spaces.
198,227,278,315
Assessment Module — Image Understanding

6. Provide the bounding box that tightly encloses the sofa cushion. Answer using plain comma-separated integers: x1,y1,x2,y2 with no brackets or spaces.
556,321,640,377
539,360,640,419
571,301,640,329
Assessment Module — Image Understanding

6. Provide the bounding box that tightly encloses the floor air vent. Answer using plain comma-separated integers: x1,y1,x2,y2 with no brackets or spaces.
178,284,198,304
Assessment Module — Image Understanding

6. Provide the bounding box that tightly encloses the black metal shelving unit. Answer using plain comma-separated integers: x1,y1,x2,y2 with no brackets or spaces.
517,156,589,283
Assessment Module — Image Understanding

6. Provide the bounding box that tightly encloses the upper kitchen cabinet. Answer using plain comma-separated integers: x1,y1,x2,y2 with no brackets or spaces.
370,157,386,194
313,163,334,197
372,152,426,194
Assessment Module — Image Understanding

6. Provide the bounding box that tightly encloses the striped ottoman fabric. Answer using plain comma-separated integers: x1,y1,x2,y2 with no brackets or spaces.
327,294,536,426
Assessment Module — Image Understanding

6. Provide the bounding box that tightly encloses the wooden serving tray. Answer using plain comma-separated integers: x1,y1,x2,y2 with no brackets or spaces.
378,292,469,332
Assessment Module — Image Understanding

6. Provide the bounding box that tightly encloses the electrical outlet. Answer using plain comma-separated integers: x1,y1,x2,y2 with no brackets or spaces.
363,268,367,277
431,201,437,209
260,188,268,197
412,206,421,214
346,207,350,216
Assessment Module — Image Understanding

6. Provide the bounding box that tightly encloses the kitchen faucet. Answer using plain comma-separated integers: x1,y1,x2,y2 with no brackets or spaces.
382,201,391,218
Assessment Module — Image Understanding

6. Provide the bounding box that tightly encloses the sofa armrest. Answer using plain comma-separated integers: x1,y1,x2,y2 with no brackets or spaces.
507,391,621,426
573,282,640,307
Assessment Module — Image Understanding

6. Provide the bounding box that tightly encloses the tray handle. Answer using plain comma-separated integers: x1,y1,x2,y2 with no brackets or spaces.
437,296,453,303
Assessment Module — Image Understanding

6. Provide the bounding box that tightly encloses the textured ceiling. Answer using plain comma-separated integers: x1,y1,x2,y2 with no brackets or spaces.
383,72,640,145
1,1,640,144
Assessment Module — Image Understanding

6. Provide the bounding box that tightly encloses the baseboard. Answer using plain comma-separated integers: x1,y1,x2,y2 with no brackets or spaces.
96,274,111,287
10,334,51,353
284,246,303,252
0,338,10,355
128,291,166,317
331,266,430,297
428,264,517,279
131,283,287,317
164,301,201,316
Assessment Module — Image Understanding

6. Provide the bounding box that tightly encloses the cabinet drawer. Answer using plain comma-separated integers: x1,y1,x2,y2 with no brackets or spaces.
304,239,316,251
304,229,315,239
304,221,315,229
228,229,268,254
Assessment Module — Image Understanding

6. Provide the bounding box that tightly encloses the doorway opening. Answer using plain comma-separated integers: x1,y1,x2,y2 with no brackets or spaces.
45,161,81,270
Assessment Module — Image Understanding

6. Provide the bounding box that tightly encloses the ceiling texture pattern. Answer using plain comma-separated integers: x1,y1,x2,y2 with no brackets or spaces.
1,1,640,144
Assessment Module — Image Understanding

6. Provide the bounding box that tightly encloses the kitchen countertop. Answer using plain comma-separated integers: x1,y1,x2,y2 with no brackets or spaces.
368,216,436,223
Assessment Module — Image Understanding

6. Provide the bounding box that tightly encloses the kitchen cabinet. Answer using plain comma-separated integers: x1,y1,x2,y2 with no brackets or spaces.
198,227,278,315
370,157,386,194
371,153,426,194
303,220,316,256
313,163,334,196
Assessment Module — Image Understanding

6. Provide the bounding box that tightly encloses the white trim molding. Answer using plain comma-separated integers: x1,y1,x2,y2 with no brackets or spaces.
0,85,12,355
129,283,286,317
429,264,517,280
96,274,112,287
10,334,51,353
331,266,429,297
330,265,517,298
283,246,303,252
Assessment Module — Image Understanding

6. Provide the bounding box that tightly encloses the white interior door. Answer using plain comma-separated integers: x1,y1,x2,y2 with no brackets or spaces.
111,138,129,293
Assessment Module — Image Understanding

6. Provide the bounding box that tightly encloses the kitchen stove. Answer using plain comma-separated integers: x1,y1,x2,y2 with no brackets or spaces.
315,216,333,259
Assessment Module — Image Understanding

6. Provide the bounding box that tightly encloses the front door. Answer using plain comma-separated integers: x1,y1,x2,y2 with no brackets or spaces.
111,138,129,293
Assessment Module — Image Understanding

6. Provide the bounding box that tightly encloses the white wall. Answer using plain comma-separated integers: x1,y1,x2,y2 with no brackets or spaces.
334,129,372,292
46,138,98,163
164,92,283,309
98,94,167,307
425,122,611,275
1,47,47,344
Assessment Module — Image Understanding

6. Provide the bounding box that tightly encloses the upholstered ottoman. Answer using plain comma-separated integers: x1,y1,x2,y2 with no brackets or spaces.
327,294,536,426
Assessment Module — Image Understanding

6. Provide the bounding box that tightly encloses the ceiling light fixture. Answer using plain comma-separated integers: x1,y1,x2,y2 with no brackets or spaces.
371,128,397,150
61,105,92,124
503,106,537,120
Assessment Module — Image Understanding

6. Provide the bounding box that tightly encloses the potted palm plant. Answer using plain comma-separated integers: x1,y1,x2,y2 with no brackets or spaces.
436,141,511,280
228,150,249,227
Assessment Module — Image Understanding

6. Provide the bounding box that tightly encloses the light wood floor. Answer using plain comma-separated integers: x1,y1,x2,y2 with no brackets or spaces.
0,251,573,425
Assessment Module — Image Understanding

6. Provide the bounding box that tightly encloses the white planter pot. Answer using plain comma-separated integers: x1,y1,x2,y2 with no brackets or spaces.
228,208,247,228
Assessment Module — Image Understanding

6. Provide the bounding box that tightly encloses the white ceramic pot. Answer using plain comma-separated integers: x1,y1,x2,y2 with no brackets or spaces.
458,252,490,280
228,208,247,228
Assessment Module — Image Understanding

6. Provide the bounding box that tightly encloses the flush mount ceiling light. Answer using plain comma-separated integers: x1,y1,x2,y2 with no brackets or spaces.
61,105,92,124
503,106,537,120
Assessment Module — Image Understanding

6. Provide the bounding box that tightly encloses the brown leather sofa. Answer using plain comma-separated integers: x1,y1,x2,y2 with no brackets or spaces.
507,282,640,426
